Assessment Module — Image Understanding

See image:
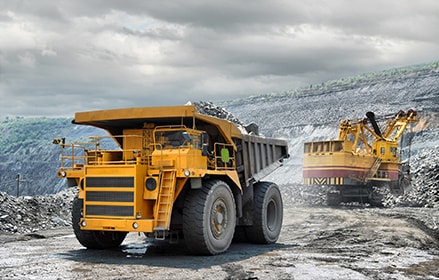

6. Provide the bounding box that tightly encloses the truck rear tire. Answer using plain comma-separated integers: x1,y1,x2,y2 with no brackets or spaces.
183,180,236,255
246,182,283,244
72,197,127,249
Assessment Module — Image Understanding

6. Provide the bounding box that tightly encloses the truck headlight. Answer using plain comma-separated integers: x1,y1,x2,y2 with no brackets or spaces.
184,170,190,177
145,177,157,191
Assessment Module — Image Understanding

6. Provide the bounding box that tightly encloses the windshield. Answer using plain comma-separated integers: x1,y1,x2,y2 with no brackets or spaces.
154,129,202,149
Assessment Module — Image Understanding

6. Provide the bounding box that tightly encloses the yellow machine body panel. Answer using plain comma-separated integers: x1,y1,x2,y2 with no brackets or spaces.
303,140,398,185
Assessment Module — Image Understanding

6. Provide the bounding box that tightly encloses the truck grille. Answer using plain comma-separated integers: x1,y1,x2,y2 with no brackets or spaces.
86,191,134,202
85,176,135,217
86,205,134,216
86,177,134,188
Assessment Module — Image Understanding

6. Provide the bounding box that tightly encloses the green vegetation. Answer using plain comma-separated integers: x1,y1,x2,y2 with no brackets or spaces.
246,60,439,101
0,117,71,154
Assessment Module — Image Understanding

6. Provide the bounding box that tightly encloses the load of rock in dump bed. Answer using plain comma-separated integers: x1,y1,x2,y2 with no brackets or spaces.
192,101,260,135
192,101,244,126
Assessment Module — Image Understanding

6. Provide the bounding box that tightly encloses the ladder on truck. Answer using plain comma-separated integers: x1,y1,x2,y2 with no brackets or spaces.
365,157,382,181
153,170,176,236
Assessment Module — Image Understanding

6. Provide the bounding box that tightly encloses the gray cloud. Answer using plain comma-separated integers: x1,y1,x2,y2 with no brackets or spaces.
1,0,438,119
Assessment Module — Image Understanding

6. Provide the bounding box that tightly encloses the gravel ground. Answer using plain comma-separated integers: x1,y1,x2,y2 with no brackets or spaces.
1,204,439,279
2,176,439,279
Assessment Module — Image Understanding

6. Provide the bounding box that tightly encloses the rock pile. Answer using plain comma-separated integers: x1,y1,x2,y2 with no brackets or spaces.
385,147,439,207
282,183,327,207
0,187,76,234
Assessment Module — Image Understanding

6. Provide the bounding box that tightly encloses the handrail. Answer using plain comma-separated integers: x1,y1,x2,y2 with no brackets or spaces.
59,143,89,169
58,135,228,172
58,134,148,169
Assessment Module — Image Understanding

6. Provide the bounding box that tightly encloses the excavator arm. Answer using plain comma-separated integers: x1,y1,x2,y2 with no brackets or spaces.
382,110,418,141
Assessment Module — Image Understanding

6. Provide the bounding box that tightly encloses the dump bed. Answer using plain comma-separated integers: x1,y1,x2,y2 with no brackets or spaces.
241,134,289,184
73,105,242,146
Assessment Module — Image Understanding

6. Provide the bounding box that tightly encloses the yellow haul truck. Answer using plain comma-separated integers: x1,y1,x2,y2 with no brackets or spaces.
303,109,418,206
56,105,289,255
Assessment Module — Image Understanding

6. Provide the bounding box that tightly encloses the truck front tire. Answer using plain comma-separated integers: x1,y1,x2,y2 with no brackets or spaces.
246,182,283,244
72,197,127,249
183,180,236,255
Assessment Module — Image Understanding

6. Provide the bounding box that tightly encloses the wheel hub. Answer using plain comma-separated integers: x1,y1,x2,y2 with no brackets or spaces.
210,199,228,239
266,200,277,231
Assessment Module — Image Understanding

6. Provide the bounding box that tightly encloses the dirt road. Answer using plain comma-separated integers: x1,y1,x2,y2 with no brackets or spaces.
1,206,439,280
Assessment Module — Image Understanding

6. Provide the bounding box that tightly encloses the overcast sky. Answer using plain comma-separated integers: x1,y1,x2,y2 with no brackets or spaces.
1,0,439,119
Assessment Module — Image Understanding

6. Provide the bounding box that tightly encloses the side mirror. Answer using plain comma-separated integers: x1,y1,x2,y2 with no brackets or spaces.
202,143,209,156
182,132,191,142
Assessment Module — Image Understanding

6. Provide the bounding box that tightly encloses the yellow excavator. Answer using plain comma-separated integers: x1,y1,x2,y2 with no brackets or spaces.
303,109,418,206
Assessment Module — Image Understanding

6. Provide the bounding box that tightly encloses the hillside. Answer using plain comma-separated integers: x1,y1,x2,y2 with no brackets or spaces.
0,118,105,196
0,61,438,196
